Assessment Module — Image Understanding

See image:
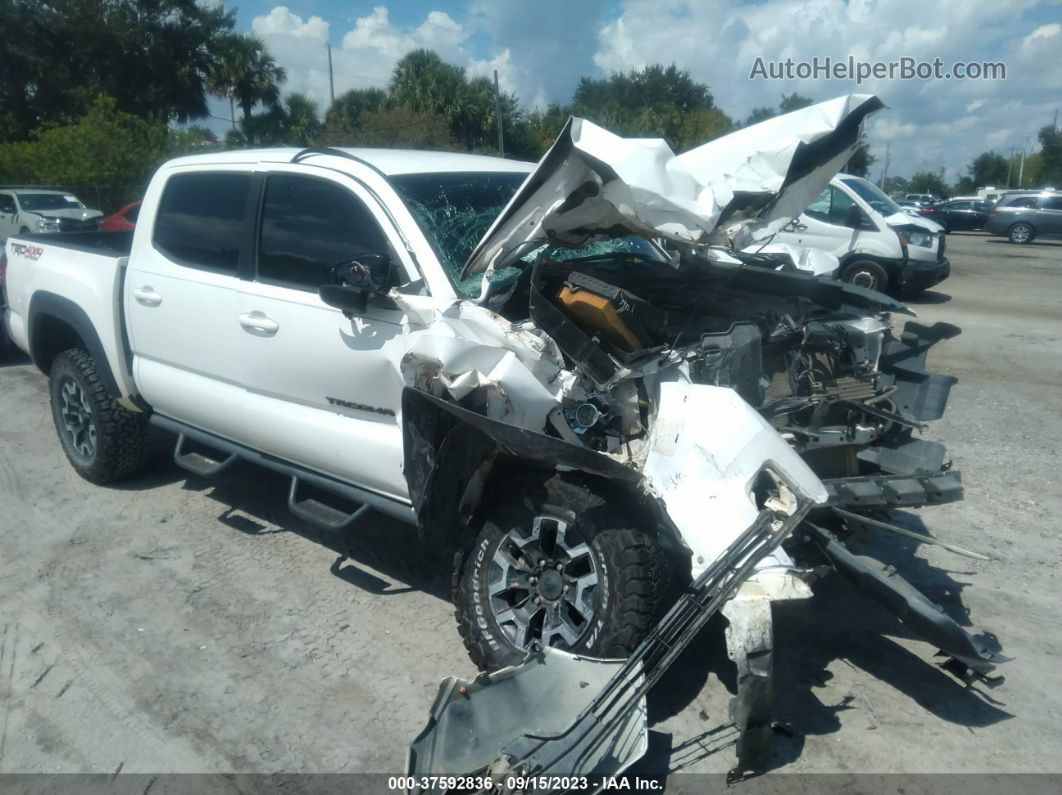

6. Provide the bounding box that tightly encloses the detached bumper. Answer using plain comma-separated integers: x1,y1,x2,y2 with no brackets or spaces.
901,256,949,290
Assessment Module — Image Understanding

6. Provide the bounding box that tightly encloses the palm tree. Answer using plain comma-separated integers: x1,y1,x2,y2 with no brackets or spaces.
207,34,286,140
283,93,321,146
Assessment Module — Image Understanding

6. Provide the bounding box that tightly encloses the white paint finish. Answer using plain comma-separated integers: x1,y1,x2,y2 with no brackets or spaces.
642,382,827,576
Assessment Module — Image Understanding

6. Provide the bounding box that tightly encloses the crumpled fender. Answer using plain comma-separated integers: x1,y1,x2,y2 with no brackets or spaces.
642,381,829,576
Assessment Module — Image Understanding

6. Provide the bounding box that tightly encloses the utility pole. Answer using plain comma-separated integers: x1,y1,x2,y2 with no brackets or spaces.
327,44,335,106
879,141,890,189
1018,133,1028,187
493,69,505,157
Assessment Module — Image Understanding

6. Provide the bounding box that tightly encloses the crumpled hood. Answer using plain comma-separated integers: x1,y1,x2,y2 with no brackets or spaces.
462,93,884,277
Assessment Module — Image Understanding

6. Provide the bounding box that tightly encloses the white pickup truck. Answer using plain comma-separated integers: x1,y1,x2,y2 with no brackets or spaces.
2,101,1001,770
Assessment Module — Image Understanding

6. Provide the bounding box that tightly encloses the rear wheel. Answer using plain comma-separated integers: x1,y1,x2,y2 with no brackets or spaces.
48,349,150,484
1008,222,1034,244
842,259,889,292
454,474,677,671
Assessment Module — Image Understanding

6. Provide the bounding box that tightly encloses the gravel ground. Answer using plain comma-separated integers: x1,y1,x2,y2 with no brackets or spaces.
0,231,1060,781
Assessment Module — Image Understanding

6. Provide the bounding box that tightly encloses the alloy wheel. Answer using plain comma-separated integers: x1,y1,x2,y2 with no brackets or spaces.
59,378,97,459
487,515,600,650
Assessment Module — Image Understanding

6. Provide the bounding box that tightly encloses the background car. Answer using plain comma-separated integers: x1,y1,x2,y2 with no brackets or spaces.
99,200,141,231
895,199,925,217
919,197,992,232
985,192,1062,243
0,186,102,240
905,192,942,205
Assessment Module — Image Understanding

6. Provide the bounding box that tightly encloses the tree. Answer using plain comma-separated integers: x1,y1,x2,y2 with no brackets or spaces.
779,92,813,113
908,171,949,197
881,175,909,195
571,65,723,151
845,136,876,177
1,0,234,140
967,151,1009,188
743,107,776,127
208,34,287,140
321,88,388,144
283,94,322,146
169,125,218,155
353,107,458,150
1036,124,1062,186
0,95,169,212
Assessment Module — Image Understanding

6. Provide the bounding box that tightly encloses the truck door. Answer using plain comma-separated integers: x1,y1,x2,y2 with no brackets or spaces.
125,170,258,444
234,169,432,502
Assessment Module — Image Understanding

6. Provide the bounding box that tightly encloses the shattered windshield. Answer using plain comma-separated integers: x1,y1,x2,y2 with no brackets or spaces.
390,171,664,297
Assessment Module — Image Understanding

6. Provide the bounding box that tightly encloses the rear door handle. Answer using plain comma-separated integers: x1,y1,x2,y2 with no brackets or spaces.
133,286,163,307
238,311,279,336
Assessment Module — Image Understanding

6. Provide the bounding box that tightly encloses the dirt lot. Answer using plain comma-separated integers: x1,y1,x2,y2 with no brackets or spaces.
1,232,1060,782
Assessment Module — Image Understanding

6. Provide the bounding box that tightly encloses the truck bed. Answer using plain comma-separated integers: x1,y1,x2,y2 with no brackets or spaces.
13,229,134,256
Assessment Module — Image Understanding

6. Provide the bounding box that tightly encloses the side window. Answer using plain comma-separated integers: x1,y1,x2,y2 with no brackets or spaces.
153,173,251,271
0,195,15,213
1041,196,1062,211
1008,197,1036,209
826,186,856,226
257,174,392,289
804,188,832,221
126,204,141,222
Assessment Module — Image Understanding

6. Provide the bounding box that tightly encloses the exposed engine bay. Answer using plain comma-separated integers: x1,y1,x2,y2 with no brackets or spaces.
401,95,1005,787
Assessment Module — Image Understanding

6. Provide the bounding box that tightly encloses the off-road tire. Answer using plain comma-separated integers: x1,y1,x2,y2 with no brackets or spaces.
1008,222,1035,244
48,348,150,484
454,473,676,671
842,259,889,292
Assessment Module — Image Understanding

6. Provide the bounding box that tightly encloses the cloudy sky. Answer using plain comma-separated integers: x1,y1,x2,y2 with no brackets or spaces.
210,0,1062,181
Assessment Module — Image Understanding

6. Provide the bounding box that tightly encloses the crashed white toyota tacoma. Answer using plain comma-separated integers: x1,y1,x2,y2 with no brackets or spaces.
0,94,1004,780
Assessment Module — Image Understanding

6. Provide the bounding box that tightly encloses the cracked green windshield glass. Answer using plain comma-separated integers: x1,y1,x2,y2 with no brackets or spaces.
390,171,663,297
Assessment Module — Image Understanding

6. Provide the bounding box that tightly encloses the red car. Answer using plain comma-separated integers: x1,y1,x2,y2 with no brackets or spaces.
99,200,141,231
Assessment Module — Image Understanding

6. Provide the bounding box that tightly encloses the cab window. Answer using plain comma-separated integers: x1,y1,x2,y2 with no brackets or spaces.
805,186,859,226
257,174,393,290
153,173,252,272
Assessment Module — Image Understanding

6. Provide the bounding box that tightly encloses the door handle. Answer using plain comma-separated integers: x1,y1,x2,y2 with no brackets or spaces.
238,311,279,336
133,286,163,307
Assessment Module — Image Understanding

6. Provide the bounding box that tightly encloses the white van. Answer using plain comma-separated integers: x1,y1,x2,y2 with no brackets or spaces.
771,174,949,293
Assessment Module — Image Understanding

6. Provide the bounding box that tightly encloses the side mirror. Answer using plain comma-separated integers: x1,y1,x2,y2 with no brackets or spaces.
844,205,865,229
318,253,395,316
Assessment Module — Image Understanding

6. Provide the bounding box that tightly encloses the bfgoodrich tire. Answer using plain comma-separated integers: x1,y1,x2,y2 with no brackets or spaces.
454,474,676,671
48,348,150,484
842,259,890,292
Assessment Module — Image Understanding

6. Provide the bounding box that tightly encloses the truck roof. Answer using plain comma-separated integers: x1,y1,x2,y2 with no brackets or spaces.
163,148,536,177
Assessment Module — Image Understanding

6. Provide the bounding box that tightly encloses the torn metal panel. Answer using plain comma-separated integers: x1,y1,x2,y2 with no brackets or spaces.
642,381,828,575
462,95,884,277
803,522,1008,679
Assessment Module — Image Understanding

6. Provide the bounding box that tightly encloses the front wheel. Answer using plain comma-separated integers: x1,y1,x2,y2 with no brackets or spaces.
841,259,889,292
48,349,150,484
1008,222,1035,244
454,474,677,671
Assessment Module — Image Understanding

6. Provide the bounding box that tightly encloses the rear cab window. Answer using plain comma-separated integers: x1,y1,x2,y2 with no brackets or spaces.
153,172,253,272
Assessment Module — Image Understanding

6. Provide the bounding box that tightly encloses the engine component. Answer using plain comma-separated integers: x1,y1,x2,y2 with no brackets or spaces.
555,271,664,352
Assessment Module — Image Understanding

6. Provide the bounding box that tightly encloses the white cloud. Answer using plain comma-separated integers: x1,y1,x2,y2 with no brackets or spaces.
592,0,1059,178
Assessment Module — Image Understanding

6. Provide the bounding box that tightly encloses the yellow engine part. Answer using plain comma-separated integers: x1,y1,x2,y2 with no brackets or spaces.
556,285,642,351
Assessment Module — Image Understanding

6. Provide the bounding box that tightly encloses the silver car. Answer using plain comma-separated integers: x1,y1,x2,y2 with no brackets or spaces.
985,191,1062,243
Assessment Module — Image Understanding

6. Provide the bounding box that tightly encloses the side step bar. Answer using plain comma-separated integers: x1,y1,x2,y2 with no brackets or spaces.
148,414,417,529
173,432,238,477
287,477,371,530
